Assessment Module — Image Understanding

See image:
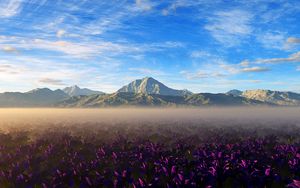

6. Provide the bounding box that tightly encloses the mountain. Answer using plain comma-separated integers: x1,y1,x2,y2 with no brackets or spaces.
117,77,192,96
0,88,68,107
63,85,104,97
226,89,243,97
242,90,300,106
58,92,264,107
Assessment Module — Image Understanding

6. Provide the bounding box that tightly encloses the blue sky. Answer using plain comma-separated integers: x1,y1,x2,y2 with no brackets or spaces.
0,0,300,93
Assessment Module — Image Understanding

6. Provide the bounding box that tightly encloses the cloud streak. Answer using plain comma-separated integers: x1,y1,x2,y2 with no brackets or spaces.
204,9,253,46
0,0,22,18
181,61,270,80
39,78,65,86
0,35,183,58
2,46,18,53
129,68,164,76
256,51,300,64
287,37,300,44
241,67,270,73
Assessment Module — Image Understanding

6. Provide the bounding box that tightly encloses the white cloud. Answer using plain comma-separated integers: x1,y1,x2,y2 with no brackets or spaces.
287,37,300,44
2,46,18,53
0,64,13,73
0,35,183,58
39,78,65,86
239,60,249,67
182,60,270,80
56,30,66,38
256,31,286,50
285,37,300,50
180,70,226,79
190,50,211,58
204,9,253,46
256,51,300,64
129,68,164,76
297,66,300,71
219,63,240,74
0,62,24,74
161,0,211,16
135,0,153,11
162,0,190,16
241,66,270,73
0,0,22,18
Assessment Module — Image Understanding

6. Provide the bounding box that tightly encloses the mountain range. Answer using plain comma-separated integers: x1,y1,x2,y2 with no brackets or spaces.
0,77,299,107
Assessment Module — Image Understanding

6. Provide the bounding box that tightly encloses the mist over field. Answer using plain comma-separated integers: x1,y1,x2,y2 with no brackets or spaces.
1,107,300,129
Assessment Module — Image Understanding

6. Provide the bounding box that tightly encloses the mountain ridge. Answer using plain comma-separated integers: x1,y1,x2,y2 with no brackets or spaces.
0,77,300,107
63,85,104,97
0,88,68,107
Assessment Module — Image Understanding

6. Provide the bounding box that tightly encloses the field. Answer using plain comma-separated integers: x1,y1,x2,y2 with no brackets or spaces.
0,108,300,188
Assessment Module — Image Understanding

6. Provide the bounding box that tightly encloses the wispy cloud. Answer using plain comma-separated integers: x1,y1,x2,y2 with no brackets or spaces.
2,46,18,53
256,51,300,64
135,0,153,11
0,64,13,73
204,9,253,46
162,0,192,16
0,0,22,18
285,37,300,49
241,66,270,73
190,50,211,58
256,31,287,50
56,30,66,38
129,68,164,76
297,66,300,71
0,62,23,74
239,60,250,67
287,37,300,44
161,0,215,16
180,70,226,79
0,35,183,58
182,60,270,80
39,78,65,86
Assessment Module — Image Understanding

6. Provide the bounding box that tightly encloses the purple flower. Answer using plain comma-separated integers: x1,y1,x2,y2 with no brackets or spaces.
138,178,145,187
265,168,271,176
171,166,176,174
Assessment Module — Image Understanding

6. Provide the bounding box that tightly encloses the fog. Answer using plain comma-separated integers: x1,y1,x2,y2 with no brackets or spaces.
0,107,300,130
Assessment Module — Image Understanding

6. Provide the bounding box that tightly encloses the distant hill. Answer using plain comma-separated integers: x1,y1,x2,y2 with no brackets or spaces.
185,93,264,106
117,77,192,96
242,90,300,106
0,88,68,107
63,85,104,97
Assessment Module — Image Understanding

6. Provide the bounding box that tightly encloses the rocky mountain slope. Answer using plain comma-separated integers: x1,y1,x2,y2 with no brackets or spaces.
63,85,104,97
242,90,300,106
118,77,192,96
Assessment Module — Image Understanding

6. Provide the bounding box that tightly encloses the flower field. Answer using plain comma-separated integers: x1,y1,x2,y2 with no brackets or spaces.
0,122,299,188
